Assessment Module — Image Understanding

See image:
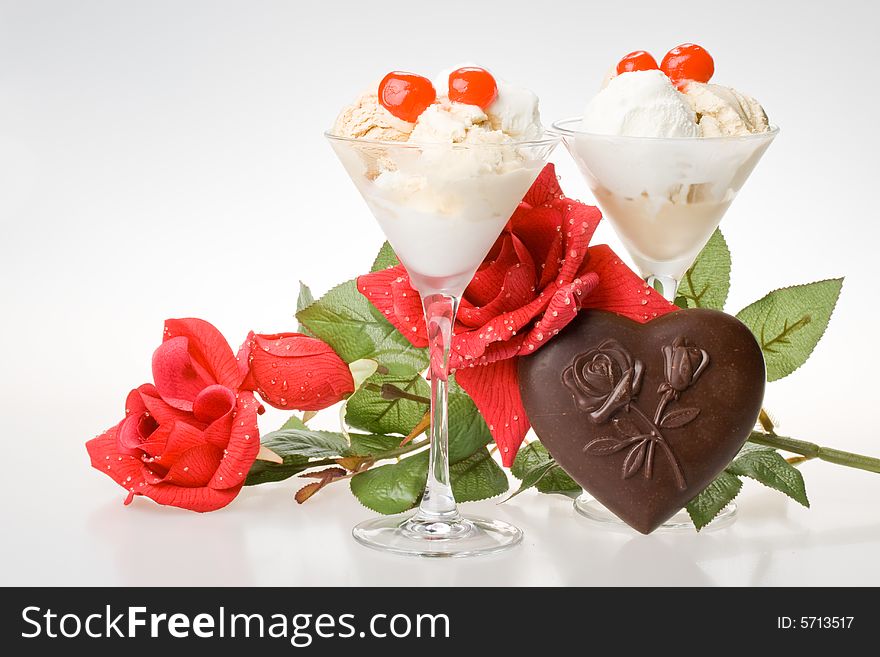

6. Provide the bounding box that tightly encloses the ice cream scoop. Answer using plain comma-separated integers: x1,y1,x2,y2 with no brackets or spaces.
684,82,769,137
581,70,700,138
331,91,413,142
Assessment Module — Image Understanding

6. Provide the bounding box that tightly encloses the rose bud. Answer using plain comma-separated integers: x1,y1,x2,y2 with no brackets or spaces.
661,336,709,394
240,332,354,411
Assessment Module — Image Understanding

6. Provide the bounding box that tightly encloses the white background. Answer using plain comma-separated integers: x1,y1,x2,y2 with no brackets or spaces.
1,0,878,586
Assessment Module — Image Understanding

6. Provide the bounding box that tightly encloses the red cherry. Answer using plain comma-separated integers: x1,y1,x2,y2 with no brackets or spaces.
616,50,659,75
378,72,436,123
448,67,498,109
660,43,715,89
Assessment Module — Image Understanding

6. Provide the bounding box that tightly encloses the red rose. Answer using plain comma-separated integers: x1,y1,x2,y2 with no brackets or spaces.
239,332,355,410
357,164,676,465
86,318,261,512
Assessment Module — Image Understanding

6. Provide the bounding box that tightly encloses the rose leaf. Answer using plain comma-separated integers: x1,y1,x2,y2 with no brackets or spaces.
349,451,429,514
371,241,400,272
735,278,843,382
676,229,731,311
685,470,743,530
450,449,509,503
296,281,315,337
622,440,648,479
296,278,428,375
660,408,701,429
726,446,809,507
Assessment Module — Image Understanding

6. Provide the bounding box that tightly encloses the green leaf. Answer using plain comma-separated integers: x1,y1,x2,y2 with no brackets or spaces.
736,279,843,381
450,449,508,502
350,451,429,514
244,454,310,486
371,241,400,272
245,415,323,485
296,281,315,336
504,460,558,502
346,371,429,435
257,429,351,459
726,446,809,507
348,432,403,456
447,375,493,463
278,415,308,431
297,278,428,375
676,229,731,310
511,441,581,497
685,470,743,531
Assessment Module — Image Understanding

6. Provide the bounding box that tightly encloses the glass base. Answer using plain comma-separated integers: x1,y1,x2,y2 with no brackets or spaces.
352,511,523,558
573,494,737,533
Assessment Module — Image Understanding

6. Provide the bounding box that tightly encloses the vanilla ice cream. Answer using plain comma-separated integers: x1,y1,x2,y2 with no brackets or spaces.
582,70,700,138
432,66,542,140
329,67,552,295
332,92,413,142
563,63,775,281
684,82,769,137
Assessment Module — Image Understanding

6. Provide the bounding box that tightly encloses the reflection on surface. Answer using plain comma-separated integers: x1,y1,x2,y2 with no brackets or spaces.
24,474,879,587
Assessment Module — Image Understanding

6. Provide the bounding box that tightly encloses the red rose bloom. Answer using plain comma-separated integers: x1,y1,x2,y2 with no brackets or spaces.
239,332,355,410
86,318,261,512
357,164,675,465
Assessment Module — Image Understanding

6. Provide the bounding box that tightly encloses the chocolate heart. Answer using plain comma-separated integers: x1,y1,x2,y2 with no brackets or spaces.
518,308,765,534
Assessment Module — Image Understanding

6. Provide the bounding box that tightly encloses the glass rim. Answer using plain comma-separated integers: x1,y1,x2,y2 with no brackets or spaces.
549,116,780,143
324,129,561,150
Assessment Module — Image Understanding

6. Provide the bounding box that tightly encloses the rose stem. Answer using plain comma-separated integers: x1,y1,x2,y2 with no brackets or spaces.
305,438,430,471
748,432,880,474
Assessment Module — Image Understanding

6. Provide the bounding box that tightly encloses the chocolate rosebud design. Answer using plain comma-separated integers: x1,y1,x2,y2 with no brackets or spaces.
562,339,644,424
661,336,709,395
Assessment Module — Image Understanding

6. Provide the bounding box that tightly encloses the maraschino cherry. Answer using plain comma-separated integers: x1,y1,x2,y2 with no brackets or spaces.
616,50,659,75
448,67,498,109
660,43,715,89
378,72,436,123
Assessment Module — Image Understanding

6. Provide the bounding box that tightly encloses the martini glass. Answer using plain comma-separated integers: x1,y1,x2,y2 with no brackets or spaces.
327,132,559,556
552,118,777,531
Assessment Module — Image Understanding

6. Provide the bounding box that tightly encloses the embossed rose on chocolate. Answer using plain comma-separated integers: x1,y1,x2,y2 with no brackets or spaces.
661,336,709,396
562,339,644,423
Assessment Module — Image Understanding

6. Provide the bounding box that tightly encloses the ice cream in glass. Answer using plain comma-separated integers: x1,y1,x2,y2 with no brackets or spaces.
553,44,777,300
553,44,776,530
327,66,558,556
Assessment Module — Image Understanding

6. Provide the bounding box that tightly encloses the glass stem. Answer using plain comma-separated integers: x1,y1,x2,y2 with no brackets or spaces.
415,293,461,522
646,274,679,303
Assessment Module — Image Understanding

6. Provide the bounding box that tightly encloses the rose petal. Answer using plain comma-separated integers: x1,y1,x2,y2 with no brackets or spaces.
457,250,538,328
357,267,428,348
148,421,207,467
123,387,147,417
209,391,261,490
161,443,224,488
579,245,677,322
163,318,243,390
518,273,600,355
139,386,198,427
556,201,602,283
522,163,562,207
193,384,236,423
465,235,531,308
455,360,529,467
116,413,158,455
152,336,215,411
450,332,525,371
509,204,563,285
135,420,174,460
141,481,239,512
86,425,146,491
